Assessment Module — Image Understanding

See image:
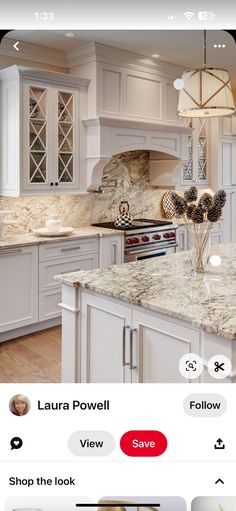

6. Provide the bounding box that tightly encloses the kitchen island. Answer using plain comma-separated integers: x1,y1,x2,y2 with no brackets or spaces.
55,244,236,384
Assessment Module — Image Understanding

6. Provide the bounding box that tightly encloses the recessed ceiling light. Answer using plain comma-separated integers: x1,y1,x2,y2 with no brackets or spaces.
152,53,161,58
65,32,75,38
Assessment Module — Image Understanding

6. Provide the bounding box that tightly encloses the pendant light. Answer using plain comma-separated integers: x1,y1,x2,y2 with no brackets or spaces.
177,31,235,117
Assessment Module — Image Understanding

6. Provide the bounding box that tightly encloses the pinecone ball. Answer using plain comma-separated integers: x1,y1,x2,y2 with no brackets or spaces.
191,206,204,223
186,203,196,219
184,186,198,203
199,192,213,211
207,204,222,222
172,196,187,217
213,189,227,208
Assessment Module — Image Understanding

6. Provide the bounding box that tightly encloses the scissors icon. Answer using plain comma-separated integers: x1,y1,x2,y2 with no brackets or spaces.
214,361,225,372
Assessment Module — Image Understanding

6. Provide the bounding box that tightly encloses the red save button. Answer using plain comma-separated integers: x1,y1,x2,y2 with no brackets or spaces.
120,430,168,457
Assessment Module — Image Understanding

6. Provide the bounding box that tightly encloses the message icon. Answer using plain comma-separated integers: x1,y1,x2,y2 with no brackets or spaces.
10,437,23,450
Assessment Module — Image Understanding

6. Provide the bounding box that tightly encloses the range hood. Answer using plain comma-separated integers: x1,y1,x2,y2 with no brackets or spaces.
83,116,191,188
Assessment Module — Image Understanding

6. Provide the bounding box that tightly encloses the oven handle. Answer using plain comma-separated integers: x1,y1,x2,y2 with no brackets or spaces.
125,242,178,255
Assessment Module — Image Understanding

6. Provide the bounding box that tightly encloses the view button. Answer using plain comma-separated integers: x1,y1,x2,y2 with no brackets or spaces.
120,430,168,457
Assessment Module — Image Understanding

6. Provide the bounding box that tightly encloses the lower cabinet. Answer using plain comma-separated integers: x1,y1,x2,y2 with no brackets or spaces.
80,293,131,383
39,244,99,321
0,234,123,341
99,235,124,268
79,291,200,383
0,245,38,332
132,310,200,383
176,226,188,251
176,222,223,251
222,189,236,243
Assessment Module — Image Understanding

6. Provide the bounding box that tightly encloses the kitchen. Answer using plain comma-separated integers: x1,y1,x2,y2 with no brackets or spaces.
0,30,236,383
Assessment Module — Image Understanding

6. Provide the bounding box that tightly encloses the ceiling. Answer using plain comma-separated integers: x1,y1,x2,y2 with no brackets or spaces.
3,29,236,87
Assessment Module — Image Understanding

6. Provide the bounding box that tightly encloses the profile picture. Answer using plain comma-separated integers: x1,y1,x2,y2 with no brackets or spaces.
9,394,31,416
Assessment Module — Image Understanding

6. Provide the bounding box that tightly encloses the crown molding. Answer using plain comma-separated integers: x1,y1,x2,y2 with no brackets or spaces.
67,41,185,79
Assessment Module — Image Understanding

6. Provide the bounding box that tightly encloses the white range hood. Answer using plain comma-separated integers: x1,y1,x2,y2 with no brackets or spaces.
83,116,191,188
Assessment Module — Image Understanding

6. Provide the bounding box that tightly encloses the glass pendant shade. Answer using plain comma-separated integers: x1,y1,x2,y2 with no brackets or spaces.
177,67,235,117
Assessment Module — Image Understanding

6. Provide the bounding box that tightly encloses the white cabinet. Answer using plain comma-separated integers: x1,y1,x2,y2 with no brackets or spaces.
209,114,236,189
99,235,124,268
176,226,188,252
39,238,99,322
132,310,200,383
221,189,236,243
0,66,89,196
181,118,209,186
80,293,131,383
75,291,200,384
0,245,38,332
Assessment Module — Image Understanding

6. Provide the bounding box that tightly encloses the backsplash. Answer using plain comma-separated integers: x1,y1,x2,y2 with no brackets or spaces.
0,151,169,235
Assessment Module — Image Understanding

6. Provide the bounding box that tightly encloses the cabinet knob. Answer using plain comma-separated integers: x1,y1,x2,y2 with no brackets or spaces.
50,182,53,186
55,182,59,186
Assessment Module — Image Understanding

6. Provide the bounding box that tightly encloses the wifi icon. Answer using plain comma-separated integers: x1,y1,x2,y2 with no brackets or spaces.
184,11,195,20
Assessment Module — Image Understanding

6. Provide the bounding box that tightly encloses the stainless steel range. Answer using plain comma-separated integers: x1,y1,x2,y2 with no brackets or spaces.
93,219,178,262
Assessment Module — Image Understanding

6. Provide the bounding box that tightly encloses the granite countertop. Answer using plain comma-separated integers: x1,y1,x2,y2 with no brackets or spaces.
0,226,123,249
55,243,236,340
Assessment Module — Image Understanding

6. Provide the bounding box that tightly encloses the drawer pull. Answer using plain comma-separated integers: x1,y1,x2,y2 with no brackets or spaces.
61,246,81,252
60,268,80,274
0,248,23,255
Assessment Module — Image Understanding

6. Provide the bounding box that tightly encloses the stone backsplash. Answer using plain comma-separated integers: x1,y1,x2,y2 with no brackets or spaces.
0,151,169,235
0,150,210,235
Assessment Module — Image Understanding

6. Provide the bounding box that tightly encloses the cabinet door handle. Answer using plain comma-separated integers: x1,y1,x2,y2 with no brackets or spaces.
61,246,81,252
112,243,117,264
0,248,22,255
130,328,137,370
122,325,130,367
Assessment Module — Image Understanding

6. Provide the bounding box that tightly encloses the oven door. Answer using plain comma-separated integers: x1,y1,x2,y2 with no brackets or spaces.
125,243,178,262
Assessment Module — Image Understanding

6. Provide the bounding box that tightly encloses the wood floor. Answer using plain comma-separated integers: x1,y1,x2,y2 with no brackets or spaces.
0,326,61,383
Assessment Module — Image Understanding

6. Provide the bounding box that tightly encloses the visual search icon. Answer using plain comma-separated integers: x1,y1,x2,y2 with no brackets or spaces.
179,353,203,379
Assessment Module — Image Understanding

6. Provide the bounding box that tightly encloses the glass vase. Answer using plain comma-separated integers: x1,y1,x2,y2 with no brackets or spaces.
187,221,212,274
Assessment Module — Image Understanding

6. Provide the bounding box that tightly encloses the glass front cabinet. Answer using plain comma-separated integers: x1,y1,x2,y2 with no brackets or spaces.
182,117,209,186
0,66,89,196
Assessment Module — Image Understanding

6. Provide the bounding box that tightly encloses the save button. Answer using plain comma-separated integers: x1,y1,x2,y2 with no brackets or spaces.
120,430,168,457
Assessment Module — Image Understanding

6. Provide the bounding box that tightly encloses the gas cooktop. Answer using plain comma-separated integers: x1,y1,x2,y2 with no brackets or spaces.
92,219,173,231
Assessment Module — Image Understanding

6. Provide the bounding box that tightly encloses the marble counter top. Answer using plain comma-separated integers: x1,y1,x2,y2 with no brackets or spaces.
55,243,236,340
0,226,123,250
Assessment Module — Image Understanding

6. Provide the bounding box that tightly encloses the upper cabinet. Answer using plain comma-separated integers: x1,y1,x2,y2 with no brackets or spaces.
97,63,183,126
181,117,209,187
208,113,236,190
68,42,185,127
0,66,89,196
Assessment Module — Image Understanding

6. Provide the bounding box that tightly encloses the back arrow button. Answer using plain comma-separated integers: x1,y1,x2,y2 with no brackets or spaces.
13,41,20,51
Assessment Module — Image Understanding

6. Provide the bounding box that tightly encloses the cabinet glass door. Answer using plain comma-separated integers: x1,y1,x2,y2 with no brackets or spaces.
183,118,193,181
197,118,207,181
182,118,208,185
28,86,48,184
57,91,74,184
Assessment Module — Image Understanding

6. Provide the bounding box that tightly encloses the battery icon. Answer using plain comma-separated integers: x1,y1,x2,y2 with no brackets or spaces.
198,11,215,20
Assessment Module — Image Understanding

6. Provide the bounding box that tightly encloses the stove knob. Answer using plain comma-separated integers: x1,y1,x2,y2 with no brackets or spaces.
163,233,169,238
133,237,140,244
142,235,149,242
153,234,161,240
126,238,133,244
171,232,176,238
